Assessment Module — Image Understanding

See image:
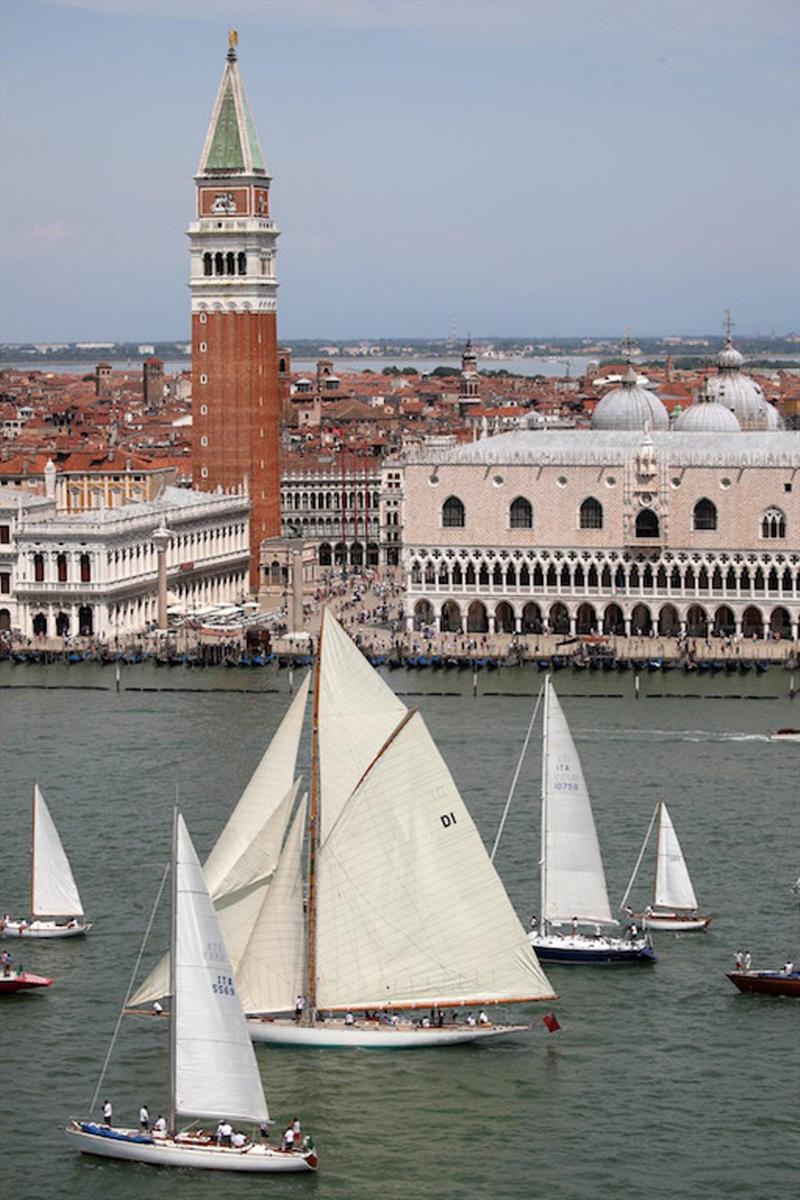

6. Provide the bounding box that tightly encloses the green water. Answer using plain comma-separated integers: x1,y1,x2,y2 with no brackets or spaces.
1,664,798,1200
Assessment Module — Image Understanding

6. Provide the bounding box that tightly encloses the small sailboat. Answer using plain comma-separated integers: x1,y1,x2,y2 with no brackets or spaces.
246,610,557,1047
528,677,656,964
1,784,91,938
620,801,711,932
65,810,317,1173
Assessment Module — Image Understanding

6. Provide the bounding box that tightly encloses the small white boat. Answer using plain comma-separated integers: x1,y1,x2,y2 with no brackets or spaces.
528,677,656,964
1,784,91,939
771,728,800,743
620,801,711,932
65,810,316,1173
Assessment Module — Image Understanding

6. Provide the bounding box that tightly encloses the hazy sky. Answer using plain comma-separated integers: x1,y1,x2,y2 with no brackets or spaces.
1,0,798,341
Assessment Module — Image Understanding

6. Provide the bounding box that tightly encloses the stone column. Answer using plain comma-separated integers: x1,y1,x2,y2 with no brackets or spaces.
290,543,304,632
152,524,172,631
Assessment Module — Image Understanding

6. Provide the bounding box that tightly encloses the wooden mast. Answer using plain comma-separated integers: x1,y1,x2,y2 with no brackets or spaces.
305,610,324,1023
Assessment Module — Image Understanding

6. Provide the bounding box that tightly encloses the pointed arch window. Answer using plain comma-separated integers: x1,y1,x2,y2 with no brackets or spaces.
635,509,660,538
579,497,603,530
693,498,717,531
509,496,533,529
442,496,465,528
761,507,786,539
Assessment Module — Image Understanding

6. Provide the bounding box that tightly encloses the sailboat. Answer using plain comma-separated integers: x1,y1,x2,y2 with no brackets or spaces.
528,677,656,964
1,784,91,938
65,810,317,1173
127,676,310,1010
245,610,556,1047
620,801,711,932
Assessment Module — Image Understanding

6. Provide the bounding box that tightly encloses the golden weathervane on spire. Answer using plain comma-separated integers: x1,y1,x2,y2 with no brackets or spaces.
229,29,239,49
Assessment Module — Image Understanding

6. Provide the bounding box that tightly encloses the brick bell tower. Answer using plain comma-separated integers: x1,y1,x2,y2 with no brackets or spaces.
189,32,281,589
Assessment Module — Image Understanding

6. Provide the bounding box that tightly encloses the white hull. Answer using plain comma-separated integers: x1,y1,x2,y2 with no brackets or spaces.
1,918,91,939
65,1123,316,1172
639,912,711,932
247,1017,528,1048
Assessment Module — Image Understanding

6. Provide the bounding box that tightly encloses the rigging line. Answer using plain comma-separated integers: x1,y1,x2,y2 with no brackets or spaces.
490,683,544,863
619,802,659,912
90,859,171,1114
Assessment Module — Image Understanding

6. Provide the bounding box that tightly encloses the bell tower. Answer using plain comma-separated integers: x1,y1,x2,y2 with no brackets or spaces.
189,32,281,588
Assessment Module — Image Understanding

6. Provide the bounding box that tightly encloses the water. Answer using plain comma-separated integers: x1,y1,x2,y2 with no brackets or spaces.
3,355,592,379
1,664,798,1200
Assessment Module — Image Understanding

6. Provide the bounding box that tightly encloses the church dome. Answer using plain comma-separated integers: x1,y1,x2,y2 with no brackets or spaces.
716,337,744,369
674,379,741,433
706,337,778,429
591,364,669,432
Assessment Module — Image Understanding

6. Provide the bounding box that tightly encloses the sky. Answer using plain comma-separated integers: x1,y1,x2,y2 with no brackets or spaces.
0,0,798,342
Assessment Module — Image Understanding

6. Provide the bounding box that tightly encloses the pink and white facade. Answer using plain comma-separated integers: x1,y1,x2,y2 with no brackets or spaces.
399,429,800,640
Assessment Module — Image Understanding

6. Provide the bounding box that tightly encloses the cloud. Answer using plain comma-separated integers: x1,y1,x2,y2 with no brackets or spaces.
29,219,78,242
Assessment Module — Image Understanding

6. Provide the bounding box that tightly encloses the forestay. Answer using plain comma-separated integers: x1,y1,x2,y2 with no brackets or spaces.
173,813,268,1126
541,680,614,926
238,796,307,1015
316,710,554,1010
318,611,408,839
32,784,84,918
654,802,698,911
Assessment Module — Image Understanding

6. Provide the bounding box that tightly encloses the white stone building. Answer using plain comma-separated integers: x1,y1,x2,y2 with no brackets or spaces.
11,485,250,640
0,487,56,633
280,457,382,569
400,428,799,640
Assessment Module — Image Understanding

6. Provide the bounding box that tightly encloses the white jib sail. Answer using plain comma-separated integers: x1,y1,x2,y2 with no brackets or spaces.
173,812,268,1126
318,610,408,839
237,794,308,1016
31,784,84,917
542,680,614,926
653,802,698,911
316,710,555,1011
129,682,308,1008
203,673,310,896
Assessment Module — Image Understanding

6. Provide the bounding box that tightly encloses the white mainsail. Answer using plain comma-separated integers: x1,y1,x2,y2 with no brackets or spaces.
541,678,614,926
318,611,407,838
31,783,84,918
172,812,268,1126
130,685,308,1008
316,709,555,1010
653,802,698,911
238,795,308,1016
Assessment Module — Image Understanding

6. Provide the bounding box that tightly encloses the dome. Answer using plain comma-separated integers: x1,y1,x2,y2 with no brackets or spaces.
717,336,744,369
674,380,741,433
707,338,776,428
591,364,669,432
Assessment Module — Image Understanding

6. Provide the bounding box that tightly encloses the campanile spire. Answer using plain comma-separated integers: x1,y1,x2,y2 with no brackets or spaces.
188,36,282,589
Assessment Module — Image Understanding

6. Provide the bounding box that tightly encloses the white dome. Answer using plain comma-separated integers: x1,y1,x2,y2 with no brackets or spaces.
707,372,769,427
674,400,741,433
592,365,669,432
717,337,744,369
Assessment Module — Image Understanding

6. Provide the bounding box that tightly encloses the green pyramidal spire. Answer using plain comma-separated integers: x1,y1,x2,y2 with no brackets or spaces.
198,39,267,176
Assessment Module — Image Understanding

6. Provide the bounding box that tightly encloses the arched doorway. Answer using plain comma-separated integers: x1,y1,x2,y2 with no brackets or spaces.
576,603,597,634
350,542,364,568
548,602,570,634
495,601,515,634
658,604,679,635
318,542,332,566
630,603,652,635
366,542,379,567
635,509,660,539
78,606,93,636
713,606,736,636
686,605,708,637
741,606,763,638
334,542,347,567
522,602,542,633
441,600,462,633
603,603,625,635
55,612,70,637
413,599,434,630
770,607,792,638
467,601,488,633
0,609,10,632
33,612,47,637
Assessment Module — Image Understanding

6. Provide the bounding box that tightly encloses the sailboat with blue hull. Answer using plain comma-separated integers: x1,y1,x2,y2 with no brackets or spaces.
528,678,656,965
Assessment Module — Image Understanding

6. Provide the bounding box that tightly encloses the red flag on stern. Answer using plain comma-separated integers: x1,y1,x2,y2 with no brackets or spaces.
543,1011,561,1033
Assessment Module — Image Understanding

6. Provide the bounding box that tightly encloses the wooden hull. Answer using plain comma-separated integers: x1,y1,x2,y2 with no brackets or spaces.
65,1123,317,1172
529,932,657,964
0,971,52,993
639,912,712,933
247,1017,529,1048
1,918,91,939
727,971,800,998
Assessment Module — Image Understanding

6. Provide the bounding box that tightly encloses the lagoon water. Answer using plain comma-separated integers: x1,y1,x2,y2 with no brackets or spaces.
1,663,798,1200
